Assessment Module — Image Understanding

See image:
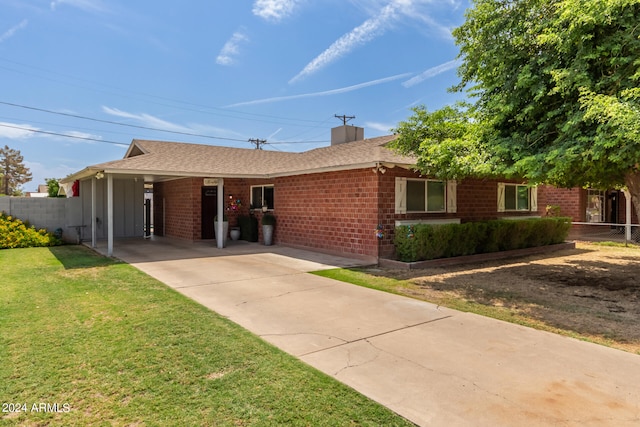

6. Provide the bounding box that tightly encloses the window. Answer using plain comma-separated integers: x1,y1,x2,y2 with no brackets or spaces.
251,185,274,210
395,178,456,214
498,183,537,212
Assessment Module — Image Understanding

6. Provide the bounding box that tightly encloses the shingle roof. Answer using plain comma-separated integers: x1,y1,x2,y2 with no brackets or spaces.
64,134,417,182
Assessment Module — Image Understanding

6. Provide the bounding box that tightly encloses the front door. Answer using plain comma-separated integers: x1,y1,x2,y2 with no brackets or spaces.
201,187,218,239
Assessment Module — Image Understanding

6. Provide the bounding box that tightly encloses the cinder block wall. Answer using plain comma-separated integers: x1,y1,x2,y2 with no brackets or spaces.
0,197,68,236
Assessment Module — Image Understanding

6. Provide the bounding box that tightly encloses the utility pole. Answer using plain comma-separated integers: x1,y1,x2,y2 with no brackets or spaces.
248,138,267,150
334,114,355,126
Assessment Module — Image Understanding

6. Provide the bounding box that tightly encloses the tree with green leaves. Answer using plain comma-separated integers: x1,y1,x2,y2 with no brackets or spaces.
0,145,32,196
392,0,640,220
46,178,64,198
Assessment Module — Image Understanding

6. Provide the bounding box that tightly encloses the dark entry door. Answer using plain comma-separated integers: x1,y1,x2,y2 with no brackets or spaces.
201,187,218,239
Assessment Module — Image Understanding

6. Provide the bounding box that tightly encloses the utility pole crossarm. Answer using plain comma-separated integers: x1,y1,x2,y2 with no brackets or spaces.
334,114,355,126
248,138,267,150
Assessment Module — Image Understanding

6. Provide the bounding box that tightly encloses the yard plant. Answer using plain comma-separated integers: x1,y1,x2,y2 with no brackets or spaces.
0,212,61,249
394,217,571,262
0,246,411,426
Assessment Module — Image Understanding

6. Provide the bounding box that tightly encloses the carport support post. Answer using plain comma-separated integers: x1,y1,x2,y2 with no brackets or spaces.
107,173,114,256
624,189,632,242
216,178,224,249
91,177,97,248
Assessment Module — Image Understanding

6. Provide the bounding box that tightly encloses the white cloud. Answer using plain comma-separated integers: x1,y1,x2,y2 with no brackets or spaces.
364,121,394,133
228,72,412,107
50,0,107,13
102,106,193,133
0,20,28,43
102,106,244,139
290,0,461,83
216,30,250,66
0,122,37,139
289,2,400,84
252,0,301,22
402,58,461,87
0,122,103,145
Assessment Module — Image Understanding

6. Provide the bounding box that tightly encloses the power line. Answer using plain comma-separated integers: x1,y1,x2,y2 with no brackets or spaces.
0,100,332,145
0,57,332,128
0,123,129,146
0,100,249,143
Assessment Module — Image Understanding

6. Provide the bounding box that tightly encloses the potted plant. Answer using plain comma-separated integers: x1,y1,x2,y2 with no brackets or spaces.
261,213,276,246
214,214,228,247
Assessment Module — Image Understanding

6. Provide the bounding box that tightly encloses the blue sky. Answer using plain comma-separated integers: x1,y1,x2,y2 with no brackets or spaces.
0,0,469,192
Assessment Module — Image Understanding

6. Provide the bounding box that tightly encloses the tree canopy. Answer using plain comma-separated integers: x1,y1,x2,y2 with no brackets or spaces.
0,145,32,196
392,0,640,216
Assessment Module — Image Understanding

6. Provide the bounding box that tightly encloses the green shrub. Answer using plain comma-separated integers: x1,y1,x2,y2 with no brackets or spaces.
0,212,63,249
394,217,571,262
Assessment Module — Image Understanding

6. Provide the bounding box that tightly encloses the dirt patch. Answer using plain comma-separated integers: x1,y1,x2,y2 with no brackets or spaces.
368,242,640,354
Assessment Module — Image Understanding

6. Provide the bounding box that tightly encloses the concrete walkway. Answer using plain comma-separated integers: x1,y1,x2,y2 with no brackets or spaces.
95,238,640,426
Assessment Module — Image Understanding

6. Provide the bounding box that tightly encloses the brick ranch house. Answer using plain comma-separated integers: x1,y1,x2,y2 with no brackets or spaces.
62,127,562,261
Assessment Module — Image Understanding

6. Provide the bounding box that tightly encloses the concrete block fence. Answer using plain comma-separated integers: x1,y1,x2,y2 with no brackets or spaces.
0,197,81,242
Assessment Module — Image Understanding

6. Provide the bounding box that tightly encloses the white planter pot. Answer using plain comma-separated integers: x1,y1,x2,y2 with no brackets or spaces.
214,220,228,247
262,224,274,246
230,227,240,241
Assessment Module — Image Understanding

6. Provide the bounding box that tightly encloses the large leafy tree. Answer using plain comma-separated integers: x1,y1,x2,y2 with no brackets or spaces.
0,145,32,196
393,0,640,219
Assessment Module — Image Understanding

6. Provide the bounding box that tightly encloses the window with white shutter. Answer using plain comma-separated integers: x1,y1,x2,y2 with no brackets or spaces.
498,183,538,212
395,177,456,213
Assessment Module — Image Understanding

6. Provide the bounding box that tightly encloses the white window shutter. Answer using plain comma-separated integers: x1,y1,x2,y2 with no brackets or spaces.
446,180,457,213
497,183,506,212
530,186,538,212
395,177,407,214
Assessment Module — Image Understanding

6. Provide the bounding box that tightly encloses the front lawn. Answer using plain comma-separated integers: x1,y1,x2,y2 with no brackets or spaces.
0,246,412,426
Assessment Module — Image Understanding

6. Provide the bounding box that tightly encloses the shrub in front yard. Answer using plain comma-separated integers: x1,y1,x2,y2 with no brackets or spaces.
0,212,62,249
394,217,571,262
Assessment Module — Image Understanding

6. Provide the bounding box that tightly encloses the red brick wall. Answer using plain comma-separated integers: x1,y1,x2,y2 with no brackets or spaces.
154,177,256,240
153,171,556,259
153,178,201,240
273,169,380,260
539,186,585,221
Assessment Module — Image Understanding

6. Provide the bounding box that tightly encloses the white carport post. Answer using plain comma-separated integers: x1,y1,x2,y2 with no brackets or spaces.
216,178,224,249
624,189,632,242
91,177,97,248
107,173,114,256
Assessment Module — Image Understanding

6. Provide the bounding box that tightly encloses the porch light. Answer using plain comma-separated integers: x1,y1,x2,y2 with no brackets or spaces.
95,172,104,179
372,163,386,174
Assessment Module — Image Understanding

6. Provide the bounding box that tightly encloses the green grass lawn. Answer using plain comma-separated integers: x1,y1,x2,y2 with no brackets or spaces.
0,246,412,426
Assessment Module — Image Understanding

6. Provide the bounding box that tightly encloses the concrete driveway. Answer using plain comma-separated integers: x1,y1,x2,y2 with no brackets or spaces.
96,238,640,426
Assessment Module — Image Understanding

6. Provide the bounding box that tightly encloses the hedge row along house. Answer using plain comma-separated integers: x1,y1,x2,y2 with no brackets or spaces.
62,125,592,261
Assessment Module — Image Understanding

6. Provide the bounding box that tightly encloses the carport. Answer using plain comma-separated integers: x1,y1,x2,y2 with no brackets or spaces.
60,139,297,257
60,169,227,256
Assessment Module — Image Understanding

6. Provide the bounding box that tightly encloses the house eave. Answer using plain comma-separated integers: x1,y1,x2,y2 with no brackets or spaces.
268,161,417,178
